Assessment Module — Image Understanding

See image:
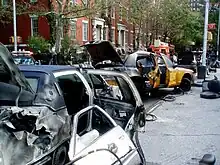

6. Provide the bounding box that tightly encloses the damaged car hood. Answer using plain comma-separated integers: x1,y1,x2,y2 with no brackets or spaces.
0,105,71,165
0,43,33,93
83,41,123,66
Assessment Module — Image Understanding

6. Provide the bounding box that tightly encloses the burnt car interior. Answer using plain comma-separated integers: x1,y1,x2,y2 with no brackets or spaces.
85,73,136,128
56,74,89,115
136,55,155,80
157,56,167,84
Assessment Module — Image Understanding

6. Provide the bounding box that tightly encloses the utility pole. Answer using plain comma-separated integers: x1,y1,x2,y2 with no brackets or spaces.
217,7,220,59
13,0,17,51
202,0,209,66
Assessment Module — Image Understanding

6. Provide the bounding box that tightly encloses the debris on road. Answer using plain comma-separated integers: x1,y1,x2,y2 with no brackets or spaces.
200,75,220,99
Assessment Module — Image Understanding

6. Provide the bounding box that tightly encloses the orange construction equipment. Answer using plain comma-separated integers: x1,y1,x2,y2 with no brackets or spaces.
149,41,175,59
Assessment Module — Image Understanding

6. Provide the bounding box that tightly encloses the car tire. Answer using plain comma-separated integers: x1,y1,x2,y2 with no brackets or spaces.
179,78,191,92
200,91,220,99
52,144,68,165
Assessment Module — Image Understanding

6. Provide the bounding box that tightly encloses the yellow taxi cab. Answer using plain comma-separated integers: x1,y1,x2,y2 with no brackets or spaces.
147,53,194,91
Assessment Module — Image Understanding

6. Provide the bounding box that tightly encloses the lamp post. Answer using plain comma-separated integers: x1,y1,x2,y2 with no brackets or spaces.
217,7,220,58
202,0,209,66
197,0,209,79
13,0,17,51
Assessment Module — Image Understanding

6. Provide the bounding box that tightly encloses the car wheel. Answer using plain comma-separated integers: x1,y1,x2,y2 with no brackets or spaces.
179,78,191,92
52,144,68,165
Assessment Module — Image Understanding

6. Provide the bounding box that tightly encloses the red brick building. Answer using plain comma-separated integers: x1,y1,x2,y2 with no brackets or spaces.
0,0,50,50
0,0,145,51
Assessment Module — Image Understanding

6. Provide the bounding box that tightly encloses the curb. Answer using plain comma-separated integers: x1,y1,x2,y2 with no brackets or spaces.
192,83,203,87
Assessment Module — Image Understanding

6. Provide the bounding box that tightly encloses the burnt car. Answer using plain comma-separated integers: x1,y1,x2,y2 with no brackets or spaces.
0,44,146,165
83,41,145,94
83,41,194,94
19,67,146,164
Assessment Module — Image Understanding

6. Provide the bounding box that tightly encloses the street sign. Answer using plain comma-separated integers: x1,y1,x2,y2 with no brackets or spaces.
208,23,216,30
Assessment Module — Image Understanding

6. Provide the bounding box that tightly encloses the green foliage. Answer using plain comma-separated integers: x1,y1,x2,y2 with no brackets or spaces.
27,36,50,54
60,35,88,64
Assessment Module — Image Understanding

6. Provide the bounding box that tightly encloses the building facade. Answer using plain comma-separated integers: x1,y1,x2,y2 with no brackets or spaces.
0,0,145,51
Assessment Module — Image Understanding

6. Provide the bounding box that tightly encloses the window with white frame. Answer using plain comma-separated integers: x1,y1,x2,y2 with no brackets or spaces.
82,22,88,41
111,29,115,43
70,20,77,39
82,0,88,6
70,0,76,5
111,7,115,18
103,27,106,40
1,0,8,6
119,6,123,21
30,16,38,36
30,0,37,3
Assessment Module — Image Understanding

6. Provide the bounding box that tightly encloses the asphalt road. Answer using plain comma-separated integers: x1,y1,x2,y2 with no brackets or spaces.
140,87,220,165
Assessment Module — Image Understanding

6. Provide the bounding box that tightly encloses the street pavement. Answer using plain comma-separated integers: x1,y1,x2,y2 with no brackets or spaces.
140,71,220,165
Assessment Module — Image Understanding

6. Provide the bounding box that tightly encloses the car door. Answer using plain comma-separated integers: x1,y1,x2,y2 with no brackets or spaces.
161,55,177,87
68,105,141,165
82,71,139,129
82,69,145,137
147,55,161,88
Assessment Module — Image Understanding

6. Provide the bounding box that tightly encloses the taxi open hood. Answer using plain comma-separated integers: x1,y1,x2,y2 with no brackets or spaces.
0,43,34,104
83,41,123,66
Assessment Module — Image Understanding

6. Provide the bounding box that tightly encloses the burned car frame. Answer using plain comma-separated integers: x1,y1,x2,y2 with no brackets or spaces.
18,65,146,164
83,41,194,94
0,42,146,165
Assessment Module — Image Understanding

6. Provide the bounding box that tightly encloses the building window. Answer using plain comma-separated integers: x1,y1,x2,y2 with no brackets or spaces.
1,0,8,6
119,6,123,21
82,22,88,41
70,20,77,39
111,29,115,43
111,7,115,18
30,0,37,3
82,0,88,6
30,16,38,36
103,27,106,40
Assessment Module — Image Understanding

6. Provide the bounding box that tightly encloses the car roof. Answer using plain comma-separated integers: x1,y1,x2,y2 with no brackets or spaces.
19,65,77,74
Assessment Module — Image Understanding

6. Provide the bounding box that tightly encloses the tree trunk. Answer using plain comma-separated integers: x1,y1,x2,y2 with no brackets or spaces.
46,0,56,44
54,15,63,54
133,24,136,50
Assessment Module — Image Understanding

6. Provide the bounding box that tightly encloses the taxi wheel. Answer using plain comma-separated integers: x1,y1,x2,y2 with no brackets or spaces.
179,78,191,92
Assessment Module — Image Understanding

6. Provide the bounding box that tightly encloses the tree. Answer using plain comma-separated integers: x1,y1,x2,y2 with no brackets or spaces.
44,0,118,54
28,36,50,54
128,0,151,50
0,1,46,25
148,0,204,47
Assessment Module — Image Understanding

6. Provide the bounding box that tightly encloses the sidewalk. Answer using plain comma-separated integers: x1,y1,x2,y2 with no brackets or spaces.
140,87,220,165
193,69,220,87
